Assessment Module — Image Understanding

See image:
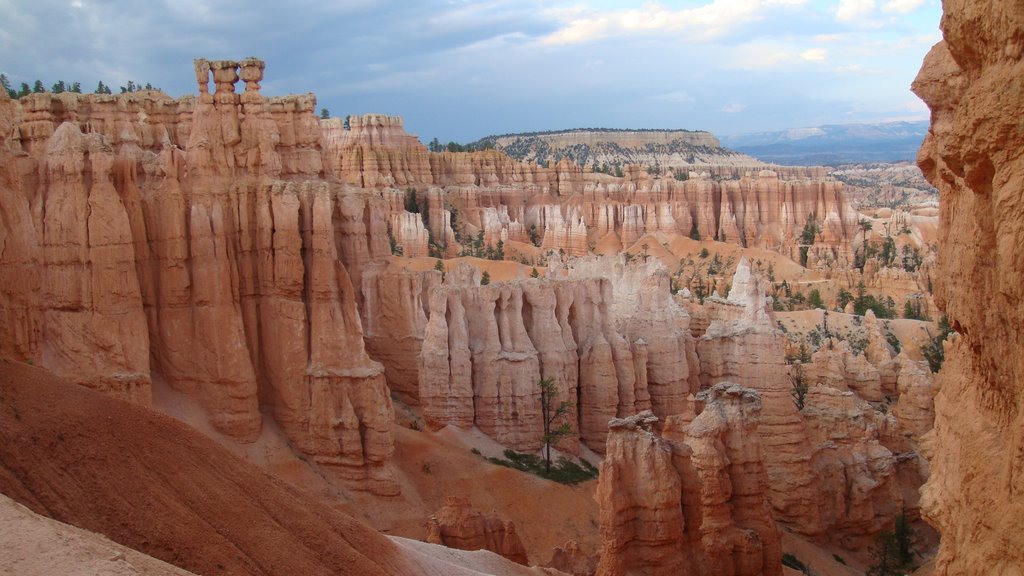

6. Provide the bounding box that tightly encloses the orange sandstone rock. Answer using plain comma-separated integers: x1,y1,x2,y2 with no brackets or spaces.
912,0,1024,570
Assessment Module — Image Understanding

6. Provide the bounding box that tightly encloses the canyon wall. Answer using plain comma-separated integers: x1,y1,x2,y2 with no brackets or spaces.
912,0,1024,572
0,55,942,566
320,115,859,263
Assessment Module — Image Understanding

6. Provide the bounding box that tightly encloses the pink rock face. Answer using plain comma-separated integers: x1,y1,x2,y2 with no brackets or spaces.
802,385,902,550
890,355,934,443
807,339,883,402
0,62,395,495
595,386,781,576
426,496,529,565
390,211,430,257
38,123,152,403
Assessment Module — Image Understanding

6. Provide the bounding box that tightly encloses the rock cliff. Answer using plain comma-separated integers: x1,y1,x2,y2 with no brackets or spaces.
912,0,1024,571
595,389,782,576
0,60,395,494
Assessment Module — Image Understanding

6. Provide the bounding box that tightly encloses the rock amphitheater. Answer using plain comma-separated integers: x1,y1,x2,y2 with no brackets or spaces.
1,0,1021,572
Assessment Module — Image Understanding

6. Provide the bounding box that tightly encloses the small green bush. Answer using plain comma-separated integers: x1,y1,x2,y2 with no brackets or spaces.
485,449,598,485
782,553,810,574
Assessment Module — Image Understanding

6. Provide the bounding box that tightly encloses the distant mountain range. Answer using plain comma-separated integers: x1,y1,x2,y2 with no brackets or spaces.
720,121,929,166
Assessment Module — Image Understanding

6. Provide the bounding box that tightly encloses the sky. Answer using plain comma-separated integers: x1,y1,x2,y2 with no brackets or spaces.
0,0,941,143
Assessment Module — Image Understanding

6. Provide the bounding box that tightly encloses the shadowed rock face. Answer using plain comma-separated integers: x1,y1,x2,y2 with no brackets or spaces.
595,386,782,576
912,1,1024,572
0,360,411,576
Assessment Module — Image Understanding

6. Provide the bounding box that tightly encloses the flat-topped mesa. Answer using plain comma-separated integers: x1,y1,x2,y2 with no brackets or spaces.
495,128,722,149
595,387,782,576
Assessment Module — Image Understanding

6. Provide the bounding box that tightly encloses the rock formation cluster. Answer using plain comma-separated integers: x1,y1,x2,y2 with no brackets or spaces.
595,393,781,576
0,54,950,573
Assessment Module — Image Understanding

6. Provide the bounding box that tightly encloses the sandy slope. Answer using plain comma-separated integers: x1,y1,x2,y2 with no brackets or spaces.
0,359,560,576
0,493,198,576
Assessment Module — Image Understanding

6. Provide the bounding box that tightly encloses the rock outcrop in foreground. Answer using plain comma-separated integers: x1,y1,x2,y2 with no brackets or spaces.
913,0,1024,572
595,388,781,576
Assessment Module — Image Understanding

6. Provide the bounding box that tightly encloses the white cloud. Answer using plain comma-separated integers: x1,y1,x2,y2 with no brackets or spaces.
541,0,808,45
543,16,610,44
813,33,849,43
833,63,885,75
836,0,876,22
801,48,827,61
882,0,925,14
727,41,797,69
653,90,695,103
721,103,747,113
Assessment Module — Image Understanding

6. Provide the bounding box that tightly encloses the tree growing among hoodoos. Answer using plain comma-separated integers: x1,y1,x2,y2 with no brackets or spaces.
538,377,573,474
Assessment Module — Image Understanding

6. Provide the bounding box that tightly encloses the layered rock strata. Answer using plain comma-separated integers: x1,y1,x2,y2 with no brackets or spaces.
472,129,828,182
912,0,1024,571
595,389,782,576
